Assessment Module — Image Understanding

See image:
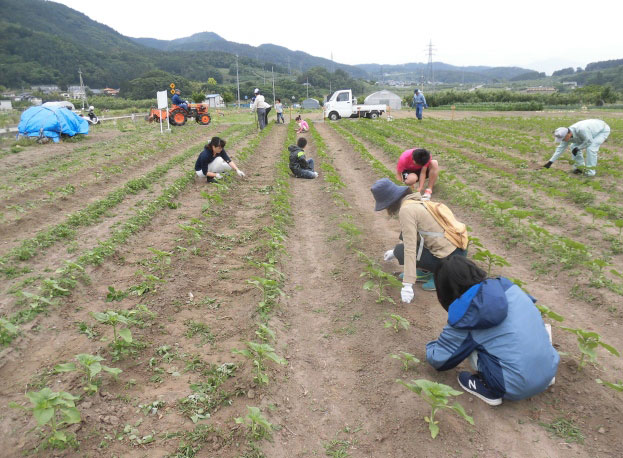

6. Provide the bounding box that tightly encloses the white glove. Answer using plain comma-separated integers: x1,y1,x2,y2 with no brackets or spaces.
237,169,246,177
214,173,223,180
383,249,396,262
401,283,414,303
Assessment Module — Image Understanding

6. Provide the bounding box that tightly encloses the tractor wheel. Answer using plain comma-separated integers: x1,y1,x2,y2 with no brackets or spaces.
170,109,187,126
197,114,211,125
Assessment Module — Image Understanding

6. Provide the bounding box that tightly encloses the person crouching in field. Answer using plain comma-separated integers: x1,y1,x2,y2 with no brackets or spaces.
195,137,245,183
371,178,467,299
295,115,309,133
288,138,318,179
426,256,559,406
396,148,439,200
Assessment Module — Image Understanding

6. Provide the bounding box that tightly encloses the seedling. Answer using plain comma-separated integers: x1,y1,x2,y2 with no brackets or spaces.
232,342,286,385
92,310,136,359
390,351,420,371
472,249,510,276
247,276,284,315
508,209,533,223
54,354,121,394
339,221,362,248
560,326,620,370
536,304,564,322
596,379,623,392
384,314,410,333
9,387,81,450
255,323,276,342
615,219,623,237
235,406,273,441
493,200,513,213
397,379,474,439
357,251,402,304
0,317,19,345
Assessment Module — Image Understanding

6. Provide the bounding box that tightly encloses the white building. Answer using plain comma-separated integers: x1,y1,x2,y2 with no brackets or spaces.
0,100,12,111
204,94,225,108
364,90,402,110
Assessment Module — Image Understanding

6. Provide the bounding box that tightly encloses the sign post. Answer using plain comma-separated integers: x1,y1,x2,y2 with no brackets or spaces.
157,90,169,133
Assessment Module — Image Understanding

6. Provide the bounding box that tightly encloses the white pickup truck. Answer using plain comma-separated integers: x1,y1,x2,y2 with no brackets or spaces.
323,89,386,120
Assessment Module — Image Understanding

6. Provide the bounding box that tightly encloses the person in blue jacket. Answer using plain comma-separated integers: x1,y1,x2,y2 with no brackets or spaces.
172,89,189,111
426,256,559,406
412,89,428,121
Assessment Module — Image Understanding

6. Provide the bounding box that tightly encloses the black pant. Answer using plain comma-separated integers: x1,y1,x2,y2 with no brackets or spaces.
393,243,467,272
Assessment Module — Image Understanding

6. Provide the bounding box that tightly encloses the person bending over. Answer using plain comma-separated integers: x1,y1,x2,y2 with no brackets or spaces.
195,137,245,183
396,148,439,200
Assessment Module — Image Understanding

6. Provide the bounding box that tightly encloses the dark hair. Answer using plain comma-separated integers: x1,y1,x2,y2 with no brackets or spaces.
386,188,412,217
434,256,487,311
412,148,431,166
277,98,281,103
205,136,224,150
295,115,301,121
297,137,307,148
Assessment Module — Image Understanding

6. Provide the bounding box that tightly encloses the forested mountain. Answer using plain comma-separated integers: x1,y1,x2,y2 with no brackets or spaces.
356,62,536,83
131,33,368,79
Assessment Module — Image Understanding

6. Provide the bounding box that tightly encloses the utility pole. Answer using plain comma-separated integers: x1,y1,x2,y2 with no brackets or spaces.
78,67,87,110
272,66,275,105
306,77,309,99
236,54,240,109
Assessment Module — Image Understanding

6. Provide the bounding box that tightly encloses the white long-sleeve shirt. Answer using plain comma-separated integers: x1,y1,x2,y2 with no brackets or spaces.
549,119,610,162
251,94,270,110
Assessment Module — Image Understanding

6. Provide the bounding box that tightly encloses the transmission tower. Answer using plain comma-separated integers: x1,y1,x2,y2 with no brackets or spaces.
425,40,436,88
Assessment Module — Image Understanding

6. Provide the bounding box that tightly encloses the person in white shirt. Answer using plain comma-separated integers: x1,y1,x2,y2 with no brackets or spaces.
250,88,271,130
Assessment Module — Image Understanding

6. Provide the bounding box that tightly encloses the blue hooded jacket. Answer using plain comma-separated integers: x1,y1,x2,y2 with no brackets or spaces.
426,277,559,400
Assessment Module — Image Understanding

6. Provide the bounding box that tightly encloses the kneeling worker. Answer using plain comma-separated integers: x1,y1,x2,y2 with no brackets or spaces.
195,137,245,183
426,256,559,406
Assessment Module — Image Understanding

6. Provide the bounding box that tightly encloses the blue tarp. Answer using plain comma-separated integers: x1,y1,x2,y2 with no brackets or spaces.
18,106,89,143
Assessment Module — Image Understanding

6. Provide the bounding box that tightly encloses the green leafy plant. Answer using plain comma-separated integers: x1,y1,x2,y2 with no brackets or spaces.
232,342,286,385
384,314,410,333
357,251,402,304
92,311,134,359
560,326,620,370
539,417,584,444
54,354,121,394
615,219,623,237
536,304,564,322
390,351,420,371
508,209,533,223
247,276,284,315
397,379,474,439
106,286,128,302
493,200,513,213
472,249,510,276
255,323,276,343
0,317,19,345
9,387,81,449
235,406,273,441
596,378,623,392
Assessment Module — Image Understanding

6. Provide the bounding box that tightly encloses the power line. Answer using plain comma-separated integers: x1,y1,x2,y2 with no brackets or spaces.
424,40,436,89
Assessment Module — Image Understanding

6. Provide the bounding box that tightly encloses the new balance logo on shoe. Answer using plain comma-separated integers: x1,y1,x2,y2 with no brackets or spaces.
458,371,503,406
468,379,477,391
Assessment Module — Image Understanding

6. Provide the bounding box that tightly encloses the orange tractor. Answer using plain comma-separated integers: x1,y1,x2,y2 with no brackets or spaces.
146,103,211,126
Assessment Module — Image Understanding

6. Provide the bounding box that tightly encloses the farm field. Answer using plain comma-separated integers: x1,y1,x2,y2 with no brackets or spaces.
1,111,622,458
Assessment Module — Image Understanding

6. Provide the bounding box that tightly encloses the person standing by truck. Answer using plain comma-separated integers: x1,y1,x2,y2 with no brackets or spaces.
412,89,428,121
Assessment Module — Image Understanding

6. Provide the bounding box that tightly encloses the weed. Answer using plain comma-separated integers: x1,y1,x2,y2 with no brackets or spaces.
539,417,584,443
397,379,474,439
0,317,19,345
106,286,128,302
596,379,623,392
184,320,215,345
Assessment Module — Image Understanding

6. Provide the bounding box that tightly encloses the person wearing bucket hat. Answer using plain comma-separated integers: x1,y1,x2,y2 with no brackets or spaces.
371,178,468,303
543,119,610,177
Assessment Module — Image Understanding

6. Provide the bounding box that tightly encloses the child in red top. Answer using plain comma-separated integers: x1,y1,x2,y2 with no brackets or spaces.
395,148,439,200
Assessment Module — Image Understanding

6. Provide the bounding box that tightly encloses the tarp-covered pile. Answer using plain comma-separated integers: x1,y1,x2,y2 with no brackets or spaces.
18,106,89,143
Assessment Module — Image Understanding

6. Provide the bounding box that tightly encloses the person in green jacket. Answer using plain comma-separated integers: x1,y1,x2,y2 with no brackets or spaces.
543,119,610,176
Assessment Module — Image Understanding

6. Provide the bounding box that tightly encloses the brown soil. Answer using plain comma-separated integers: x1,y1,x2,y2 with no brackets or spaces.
1,116,622,458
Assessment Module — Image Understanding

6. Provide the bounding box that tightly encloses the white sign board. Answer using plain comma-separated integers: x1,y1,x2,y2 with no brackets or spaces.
157,90,168,109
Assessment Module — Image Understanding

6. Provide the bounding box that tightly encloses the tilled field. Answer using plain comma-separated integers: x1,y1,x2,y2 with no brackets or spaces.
1,112,622,458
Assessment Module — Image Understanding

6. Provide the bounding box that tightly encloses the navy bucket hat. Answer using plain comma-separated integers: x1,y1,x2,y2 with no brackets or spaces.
371,178,410,211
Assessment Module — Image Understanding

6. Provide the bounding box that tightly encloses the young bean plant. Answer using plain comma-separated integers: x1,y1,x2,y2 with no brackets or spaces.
55,354,122,394
397,379,474,439
235,406,274,441
390,351,420,371
560,326,620,370
357,251,403,304
232,342,287,385
384,314,410,333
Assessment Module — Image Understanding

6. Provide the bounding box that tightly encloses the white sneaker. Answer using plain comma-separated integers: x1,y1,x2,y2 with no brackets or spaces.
313,172,319,178
422,189,432,200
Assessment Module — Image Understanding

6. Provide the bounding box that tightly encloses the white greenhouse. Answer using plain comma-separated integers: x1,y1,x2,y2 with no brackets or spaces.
364,90,402,110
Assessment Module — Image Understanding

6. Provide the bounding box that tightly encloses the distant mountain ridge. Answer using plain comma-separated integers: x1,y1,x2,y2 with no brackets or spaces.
131,32,368,79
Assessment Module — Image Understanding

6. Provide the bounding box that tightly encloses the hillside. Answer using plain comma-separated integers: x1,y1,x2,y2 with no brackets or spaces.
131,33,368,79
356,62,535,83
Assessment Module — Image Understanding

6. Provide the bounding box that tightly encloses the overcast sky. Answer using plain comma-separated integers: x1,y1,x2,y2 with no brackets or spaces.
54,0,622,75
